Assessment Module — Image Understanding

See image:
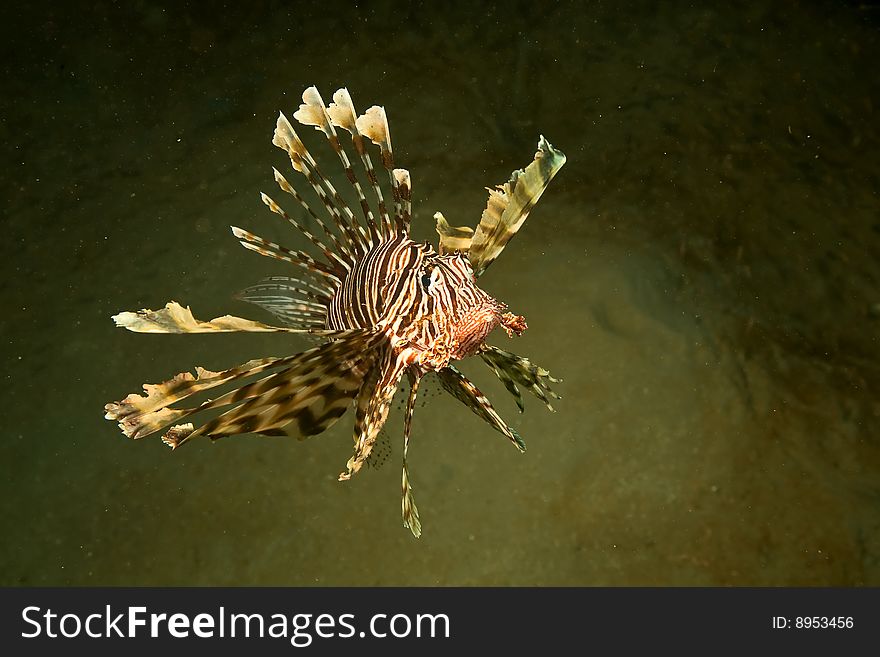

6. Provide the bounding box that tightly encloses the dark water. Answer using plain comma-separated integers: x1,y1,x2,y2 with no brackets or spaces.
2,1,878,585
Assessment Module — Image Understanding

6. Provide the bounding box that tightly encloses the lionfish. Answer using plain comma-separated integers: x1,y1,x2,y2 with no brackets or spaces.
104,87,566,537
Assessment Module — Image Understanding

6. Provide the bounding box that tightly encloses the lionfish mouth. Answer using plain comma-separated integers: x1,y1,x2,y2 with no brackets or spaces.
450,304,527,360
451,307,502,360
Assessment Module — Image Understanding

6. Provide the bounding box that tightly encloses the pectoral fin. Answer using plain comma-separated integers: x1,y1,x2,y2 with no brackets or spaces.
104,329,384,448
112,300,335,335
339,348,407,481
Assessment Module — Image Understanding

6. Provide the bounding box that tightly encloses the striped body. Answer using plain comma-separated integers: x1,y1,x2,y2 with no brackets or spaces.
105,86,566,538
329,235,506,371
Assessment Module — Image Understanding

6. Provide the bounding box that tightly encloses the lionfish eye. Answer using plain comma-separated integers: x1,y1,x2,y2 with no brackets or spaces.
420,273,432,291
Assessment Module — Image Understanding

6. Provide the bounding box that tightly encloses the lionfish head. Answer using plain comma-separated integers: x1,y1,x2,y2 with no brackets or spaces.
412,251,526,368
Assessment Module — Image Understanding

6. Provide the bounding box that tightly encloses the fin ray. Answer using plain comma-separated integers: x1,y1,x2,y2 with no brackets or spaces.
401,369,422,537
339,348,407,480
111,300,334,334
235,279,327,328
293,87,372,250
328,88,391,239
260,189,349,272
231,226,341,289
480,344,561,412
468,136,566,276
355,105,401,234
273,112,360,258
436,365,525,452
106,330,384,448
435,211,475,256
105,355,302,439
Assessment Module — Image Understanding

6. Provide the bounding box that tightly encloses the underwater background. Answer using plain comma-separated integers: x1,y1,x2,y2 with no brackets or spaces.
1,0,878,585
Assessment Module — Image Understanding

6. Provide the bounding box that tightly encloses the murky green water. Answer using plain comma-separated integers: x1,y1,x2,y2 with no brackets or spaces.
2,1,878,585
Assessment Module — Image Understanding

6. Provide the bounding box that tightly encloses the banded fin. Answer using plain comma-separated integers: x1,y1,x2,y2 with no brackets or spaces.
272,111,309,174
394,168,412,233
327,88,389,241
231,225,341,290
355,105,402,230
273,112,360,258
468,136,566,277
270,168,349,264
104,356,298,440
294,87,372,248
235,277,328,329
436,365,526,452
479,344,561,413
111,301,333,334
105,329,383,448
435,211,475,256
349,356,381,471
260,189,349,273
339,348,407,481
401,369,422,538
